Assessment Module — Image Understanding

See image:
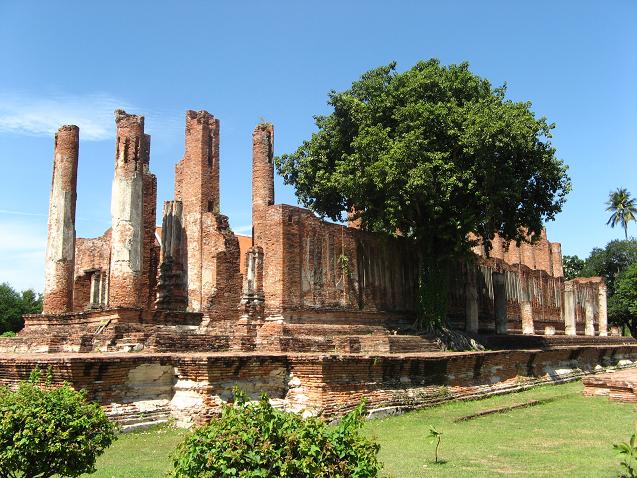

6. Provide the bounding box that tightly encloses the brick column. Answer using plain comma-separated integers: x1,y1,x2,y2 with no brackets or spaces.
493,271,508,334
43,125,79,314
584,297,595,336
465,261,479,333
598,282,608,336
549,242,564,278
251,123,274,246
563,281,576,335
174,110,221,312
108,110,145,308
140,134,158,311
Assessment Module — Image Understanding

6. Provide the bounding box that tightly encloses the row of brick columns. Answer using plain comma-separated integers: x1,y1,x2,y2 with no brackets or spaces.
464,266,608,336
563,281,608,337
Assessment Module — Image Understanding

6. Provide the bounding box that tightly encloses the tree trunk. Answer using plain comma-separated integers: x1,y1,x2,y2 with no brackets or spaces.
415,249,450,332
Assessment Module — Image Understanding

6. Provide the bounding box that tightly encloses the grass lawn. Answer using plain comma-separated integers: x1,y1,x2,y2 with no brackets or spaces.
365,381,637,477
82,381,636,477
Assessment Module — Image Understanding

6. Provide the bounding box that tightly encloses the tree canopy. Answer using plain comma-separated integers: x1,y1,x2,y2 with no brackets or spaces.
276,59,570,260
276,59,570,328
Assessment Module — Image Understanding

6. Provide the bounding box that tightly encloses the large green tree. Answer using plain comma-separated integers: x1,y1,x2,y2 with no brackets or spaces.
276,60,570,329
0,283,42,334
606,188,637,239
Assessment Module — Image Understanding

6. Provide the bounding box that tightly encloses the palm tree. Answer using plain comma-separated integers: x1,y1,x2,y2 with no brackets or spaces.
606,188,637,239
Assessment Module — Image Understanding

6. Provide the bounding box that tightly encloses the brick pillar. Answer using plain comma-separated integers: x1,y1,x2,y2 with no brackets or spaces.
465,261,479,333
563,281,576,335
108,110,145,308
252,123,274,246
493,271,508,334
174,110,221,312
43,125,79,314
140,134,158,311
156,201,187,311
584,297,595,336
549,242,564,278
598,282,608,336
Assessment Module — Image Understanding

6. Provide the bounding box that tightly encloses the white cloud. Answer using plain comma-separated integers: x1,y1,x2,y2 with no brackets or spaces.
0,90,136,141
0,219,46,292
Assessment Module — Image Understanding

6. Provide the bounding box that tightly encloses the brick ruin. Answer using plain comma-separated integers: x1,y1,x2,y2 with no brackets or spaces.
0,109,634,428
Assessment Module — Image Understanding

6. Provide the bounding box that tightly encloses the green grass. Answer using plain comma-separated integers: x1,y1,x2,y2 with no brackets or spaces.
81,425,187,477
364,381,637,477
82,381,636,477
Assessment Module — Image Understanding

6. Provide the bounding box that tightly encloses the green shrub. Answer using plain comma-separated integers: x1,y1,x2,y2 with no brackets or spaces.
0,331,16,337
172,390,382,477
0,368,117,478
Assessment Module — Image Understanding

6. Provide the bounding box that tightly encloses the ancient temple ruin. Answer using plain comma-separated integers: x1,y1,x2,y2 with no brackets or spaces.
0,109,633,428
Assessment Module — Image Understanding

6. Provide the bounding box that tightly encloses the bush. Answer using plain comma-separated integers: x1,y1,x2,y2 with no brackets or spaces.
614,433,637,477
0,331,16,337
0,368,117,478
172,390,382,477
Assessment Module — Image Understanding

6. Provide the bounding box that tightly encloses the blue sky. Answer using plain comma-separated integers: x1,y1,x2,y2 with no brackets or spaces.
0,1,635,291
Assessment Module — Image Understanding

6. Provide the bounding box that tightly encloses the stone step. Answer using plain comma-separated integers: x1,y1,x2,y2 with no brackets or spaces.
280,323,391,336
265,334,441,354
285,315,412,328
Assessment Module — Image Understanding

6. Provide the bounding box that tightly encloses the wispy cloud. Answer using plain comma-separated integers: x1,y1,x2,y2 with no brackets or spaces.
0,90,135,141
0,219,46,292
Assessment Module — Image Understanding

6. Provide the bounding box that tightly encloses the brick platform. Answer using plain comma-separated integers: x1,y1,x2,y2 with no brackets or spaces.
2,344,636,428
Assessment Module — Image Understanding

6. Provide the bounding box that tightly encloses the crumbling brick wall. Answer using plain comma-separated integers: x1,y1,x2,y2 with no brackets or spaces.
255,204,418,319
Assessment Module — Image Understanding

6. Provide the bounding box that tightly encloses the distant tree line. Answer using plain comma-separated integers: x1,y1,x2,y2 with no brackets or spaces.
0,283,42,335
